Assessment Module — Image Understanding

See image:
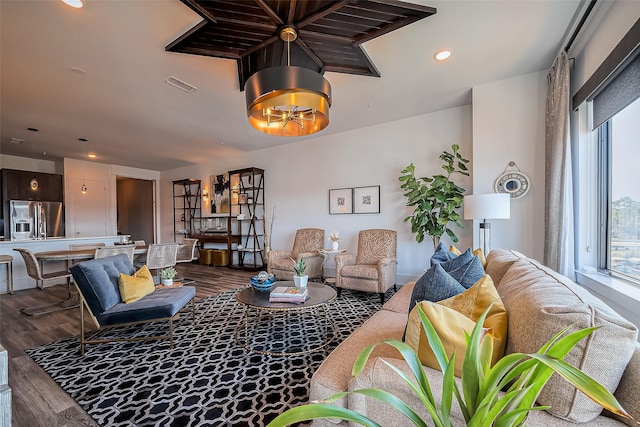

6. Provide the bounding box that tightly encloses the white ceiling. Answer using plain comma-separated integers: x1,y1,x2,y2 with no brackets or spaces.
0,0,583,171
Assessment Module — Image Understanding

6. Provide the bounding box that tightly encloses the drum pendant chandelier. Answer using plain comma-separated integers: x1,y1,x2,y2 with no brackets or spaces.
245,26,331,137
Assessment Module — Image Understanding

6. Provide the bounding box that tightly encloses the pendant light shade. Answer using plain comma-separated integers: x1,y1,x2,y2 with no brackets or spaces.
245,66,331,137
245,25,331,137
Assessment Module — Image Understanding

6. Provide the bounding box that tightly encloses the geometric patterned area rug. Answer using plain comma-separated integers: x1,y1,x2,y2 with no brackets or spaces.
26,287,390,427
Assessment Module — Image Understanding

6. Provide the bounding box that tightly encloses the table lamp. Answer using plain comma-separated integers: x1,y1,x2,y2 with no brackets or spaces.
463,193,511,255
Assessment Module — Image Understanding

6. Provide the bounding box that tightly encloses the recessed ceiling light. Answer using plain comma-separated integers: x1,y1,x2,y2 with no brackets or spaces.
434,49,452,61
62,0,83,8
87,153,97,158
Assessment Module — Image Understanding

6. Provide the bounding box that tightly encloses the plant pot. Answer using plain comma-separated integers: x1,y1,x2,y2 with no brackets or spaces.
331,241,339,251
162,278,173,286
293,275,308,287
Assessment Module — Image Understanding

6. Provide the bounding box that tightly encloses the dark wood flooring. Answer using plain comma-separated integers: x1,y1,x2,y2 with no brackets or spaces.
0,263,254,427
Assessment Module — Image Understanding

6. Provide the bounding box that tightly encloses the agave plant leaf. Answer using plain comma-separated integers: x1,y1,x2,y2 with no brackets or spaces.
494,405,550,427
528,353,632,419
349,388,432,427
266,402,381,427
353,340,435,403
460,305,493,414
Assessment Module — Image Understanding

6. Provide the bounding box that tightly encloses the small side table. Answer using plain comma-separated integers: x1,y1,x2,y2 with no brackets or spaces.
156,281,183,289
319,249,346,286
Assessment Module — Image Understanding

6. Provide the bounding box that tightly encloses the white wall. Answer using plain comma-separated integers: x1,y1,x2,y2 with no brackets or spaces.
161,105,474,284
471,71,547,261
64,158,161,239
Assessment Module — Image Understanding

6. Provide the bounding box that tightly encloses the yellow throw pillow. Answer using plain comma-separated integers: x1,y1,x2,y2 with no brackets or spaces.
405,274,507,377
118,265,155,304
450,246,487,269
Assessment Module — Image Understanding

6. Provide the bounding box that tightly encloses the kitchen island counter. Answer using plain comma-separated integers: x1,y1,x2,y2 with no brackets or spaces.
0,236,125,292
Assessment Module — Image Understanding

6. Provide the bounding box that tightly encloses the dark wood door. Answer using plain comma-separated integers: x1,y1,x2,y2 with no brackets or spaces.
117,178,154,244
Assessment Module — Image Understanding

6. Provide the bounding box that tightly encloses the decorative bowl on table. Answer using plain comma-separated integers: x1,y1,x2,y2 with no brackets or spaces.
250,271,276,291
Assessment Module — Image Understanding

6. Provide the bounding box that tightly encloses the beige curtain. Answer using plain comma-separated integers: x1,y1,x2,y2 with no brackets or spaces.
544,51,575,278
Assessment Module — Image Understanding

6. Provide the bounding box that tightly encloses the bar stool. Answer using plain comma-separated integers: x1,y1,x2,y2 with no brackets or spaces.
0,255,13,295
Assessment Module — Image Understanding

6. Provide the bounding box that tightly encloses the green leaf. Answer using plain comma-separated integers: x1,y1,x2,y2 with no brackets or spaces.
528,354,631,419
266,403,381,427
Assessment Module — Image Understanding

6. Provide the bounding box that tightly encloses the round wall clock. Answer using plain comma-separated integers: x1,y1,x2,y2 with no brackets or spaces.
494,162,530,199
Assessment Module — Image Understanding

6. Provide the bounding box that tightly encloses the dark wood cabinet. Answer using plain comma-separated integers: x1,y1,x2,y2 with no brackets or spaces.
1,168,64,238
1,169,63,202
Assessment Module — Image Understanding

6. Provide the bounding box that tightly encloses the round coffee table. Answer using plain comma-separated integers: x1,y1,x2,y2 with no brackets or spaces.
235,281,336,356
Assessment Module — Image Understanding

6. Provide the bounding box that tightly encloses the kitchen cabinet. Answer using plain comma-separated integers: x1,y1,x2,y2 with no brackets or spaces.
1,169,63,202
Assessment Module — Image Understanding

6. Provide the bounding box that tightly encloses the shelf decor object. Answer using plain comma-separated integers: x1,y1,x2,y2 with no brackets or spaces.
353,185,381,214
463,193,511,255
329,188,353,215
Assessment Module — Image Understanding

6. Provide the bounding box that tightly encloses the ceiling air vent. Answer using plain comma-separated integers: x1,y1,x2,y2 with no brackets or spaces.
10,138,24,144
164,76,197,93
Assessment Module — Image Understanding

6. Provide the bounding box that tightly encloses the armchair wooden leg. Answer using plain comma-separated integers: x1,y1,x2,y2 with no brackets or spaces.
336,287,342,298
379,293,385,304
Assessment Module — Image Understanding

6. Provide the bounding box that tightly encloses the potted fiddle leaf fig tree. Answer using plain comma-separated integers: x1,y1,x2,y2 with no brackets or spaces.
266,305,634,427
399,144,469,249
291,257,307,287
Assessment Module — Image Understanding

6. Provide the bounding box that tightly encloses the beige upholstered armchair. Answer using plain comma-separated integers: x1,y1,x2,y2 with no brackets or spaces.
335,229,397,303
267,228,325,280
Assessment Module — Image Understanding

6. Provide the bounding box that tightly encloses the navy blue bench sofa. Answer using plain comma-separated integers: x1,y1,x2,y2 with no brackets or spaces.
69,254,196,355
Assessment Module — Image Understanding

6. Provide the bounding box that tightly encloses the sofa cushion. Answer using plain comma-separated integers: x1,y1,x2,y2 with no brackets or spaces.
409,252,485,314
70,254,136,316
405,274,507,377
309,309,408,422
450,246,487,269
382,281,415,314
409,264,466,313
498,259,639,422
485,248,527,287
341,264,378,280
447,256,485,288
118,265,155,303
431,242,458,266
97,286,196,326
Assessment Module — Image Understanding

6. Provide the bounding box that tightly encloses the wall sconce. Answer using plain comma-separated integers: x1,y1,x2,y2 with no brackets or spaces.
202,189,209,203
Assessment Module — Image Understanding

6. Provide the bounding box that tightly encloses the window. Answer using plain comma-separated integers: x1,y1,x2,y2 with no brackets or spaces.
598,97,640,282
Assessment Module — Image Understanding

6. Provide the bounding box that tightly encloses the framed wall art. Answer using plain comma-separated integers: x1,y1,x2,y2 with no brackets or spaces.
353,185,380,214
329,188,353,214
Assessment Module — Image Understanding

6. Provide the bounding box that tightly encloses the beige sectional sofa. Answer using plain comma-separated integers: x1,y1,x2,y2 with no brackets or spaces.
310,249,640,426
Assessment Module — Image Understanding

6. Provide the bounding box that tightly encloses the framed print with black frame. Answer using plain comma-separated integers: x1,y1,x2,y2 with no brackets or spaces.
329,188,353,214
353,185,380,214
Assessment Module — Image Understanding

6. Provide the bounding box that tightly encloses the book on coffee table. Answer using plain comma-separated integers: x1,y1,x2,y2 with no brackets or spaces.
269,286,309,303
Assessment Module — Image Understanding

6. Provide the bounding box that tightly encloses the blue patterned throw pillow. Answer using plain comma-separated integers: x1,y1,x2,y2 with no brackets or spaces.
408,263,466,314
447,256,485,289
430,242,458,266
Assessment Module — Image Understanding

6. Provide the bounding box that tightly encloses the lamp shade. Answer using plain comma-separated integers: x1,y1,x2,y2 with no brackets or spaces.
463,193,510,220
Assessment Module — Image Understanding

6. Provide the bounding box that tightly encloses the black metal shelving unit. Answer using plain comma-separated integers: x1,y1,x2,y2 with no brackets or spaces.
172,178,201,241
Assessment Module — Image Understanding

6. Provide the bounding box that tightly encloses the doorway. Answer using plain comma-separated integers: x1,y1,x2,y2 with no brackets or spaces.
116,177,155,244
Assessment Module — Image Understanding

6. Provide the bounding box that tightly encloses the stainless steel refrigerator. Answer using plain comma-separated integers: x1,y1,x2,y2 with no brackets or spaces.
10,200,65,240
